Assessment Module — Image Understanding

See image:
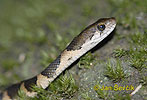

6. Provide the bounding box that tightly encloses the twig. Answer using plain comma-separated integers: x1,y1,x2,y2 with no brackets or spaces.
130,84,142,96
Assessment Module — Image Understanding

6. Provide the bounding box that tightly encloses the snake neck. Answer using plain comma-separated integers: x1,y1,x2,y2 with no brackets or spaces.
39,35,93,88
39,48,87,88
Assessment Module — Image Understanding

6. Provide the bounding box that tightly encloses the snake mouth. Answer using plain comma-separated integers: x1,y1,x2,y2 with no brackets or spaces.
106,17,117,32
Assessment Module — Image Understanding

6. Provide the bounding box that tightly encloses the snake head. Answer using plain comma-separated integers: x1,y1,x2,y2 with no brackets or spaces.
66,17,116,51
80,17,116,50
95,17,116,36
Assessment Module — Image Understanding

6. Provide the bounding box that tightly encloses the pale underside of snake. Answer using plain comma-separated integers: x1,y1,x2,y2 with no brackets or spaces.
0,17,116,100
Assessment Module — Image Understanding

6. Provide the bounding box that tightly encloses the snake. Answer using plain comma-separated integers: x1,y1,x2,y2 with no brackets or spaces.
0,17,116,100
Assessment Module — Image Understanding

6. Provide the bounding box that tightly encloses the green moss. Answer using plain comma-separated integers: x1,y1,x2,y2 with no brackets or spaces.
129,32,147,46
0,75,11,88
114,32,146,73
112,93,131,100
81,92,93,100
140,76,147,86
15,28,48,44
17,90,30,100
17,72,78,100
48,73,78,99
2,59,19,70
128,32,147,71
129,48,146,71
113,48,128,58
94,83,109,99
78,52,95,69
104,60,127,82
94,83,131,100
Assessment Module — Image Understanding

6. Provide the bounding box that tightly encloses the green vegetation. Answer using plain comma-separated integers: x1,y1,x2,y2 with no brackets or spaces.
81,92,93,100
104,60,127,82
78,52,95,69
140,76,147,86
112,93,131,100
18,73,78,100
113,32,147,71
94,83,132,100
113,48,128,58
48,73,78,99
94,83,131,100
1,59,19,70
94,84,109,100
128,33,147,71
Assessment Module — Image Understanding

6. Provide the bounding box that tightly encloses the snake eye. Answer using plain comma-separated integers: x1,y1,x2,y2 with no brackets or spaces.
97,24,105,31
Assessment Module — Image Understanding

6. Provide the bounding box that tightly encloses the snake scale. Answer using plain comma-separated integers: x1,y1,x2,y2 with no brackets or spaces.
0,17,116,100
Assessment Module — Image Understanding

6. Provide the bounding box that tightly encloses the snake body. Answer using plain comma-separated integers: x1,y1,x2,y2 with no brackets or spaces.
0,17,116,100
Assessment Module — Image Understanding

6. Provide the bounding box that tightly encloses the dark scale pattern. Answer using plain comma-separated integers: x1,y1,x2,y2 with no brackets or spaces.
23,76,37,92
66,24,96,51
6,82,22,99
41,55,61,78
66,36,82,51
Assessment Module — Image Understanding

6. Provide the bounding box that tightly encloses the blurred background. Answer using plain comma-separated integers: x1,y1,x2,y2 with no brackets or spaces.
0,0,146,100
